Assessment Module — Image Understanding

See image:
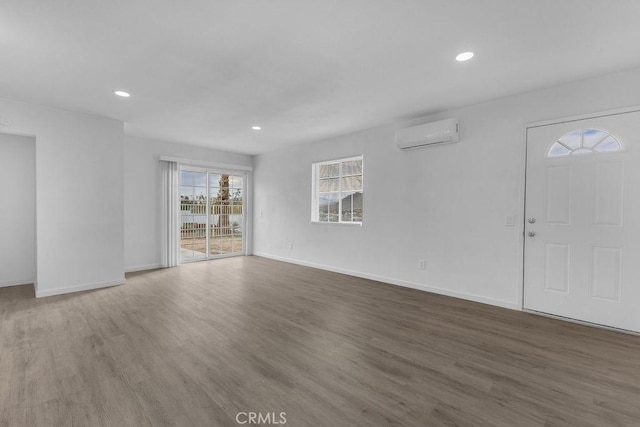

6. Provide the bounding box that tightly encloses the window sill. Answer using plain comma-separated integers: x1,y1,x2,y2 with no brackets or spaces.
311,221,362,226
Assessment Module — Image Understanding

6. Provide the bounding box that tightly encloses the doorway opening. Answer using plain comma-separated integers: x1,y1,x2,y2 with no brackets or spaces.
0,132,36,289
179,167,246,263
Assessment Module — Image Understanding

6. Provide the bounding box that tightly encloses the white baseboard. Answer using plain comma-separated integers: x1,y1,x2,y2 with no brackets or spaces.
253,252,520,311
0,278,35,288
35,278,125,298
125,263,162,273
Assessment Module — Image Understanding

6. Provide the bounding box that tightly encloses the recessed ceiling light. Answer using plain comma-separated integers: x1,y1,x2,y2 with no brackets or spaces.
455,51,475,62
252,126,261,130
114,90,131,97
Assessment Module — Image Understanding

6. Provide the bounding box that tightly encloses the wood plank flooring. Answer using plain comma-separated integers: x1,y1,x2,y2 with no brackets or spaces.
2,256,640,426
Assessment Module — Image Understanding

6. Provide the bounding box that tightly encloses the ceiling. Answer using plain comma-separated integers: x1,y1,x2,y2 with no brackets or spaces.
1,1,639,155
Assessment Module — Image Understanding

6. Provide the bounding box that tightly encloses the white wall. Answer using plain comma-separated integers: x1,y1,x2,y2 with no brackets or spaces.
253,67,640,309
0,133,35,288
0,97,124,297
124,135,253,272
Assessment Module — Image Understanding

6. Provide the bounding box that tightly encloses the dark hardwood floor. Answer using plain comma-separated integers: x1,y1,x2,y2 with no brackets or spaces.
1,256,640,426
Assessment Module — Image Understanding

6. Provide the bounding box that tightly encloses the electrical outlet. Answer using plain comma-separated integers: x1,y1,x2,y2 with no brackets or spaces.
418,259,426,270
288,241,293,250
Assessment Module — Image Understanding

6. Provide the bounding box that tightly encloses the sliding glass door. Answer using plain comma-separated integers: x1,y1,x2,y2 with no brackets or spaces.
208,174,244,257
180,168,245,263
180,170,208,261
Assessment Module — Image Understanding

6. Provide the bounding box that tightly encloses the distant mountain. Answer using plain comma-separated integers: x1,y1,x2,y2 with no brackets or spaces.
338,192,362,211
320,192,363,221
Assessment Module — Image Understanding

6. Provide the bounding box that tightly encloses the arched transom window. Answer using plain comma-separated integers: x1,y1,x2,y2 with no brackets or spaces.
548,128,622,157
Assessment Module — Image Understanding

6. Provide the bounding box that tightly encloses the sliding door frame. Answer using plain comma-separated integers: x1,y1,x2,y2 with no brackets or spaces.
179,165,248,263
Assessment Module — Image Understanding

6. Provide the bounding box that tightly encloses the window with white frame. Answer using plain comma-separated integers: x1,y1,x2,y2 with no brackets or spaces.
312,156,363,224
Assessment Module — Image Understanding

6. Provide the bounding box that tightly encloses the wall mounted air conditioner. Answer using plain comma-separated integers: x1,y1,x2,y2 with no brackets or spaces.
395,118,459,149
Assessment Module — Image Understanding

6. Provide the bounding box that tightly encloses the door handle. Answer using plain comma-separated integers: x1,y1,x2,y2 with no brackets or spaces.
528,231,536,237
527,217,536,224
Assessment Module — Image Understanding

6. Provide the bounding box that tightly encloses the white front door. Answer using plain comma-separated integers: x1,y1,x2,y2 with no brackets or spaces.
524,110,640,332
